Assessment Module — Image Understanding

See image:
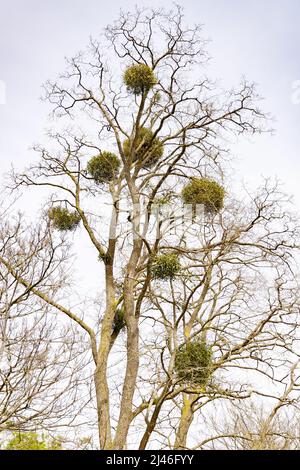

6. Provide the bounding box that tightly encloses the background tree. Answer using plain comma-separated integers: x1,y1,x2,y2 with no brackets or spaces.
1,5,299,449
0,204,91,441
3,431,62,450
201,370,300,450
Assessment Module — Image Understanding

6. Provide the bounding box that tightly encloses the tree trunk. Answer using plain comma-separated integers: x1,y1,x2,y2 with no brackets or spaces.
113,230,142,448
113,316,139,449
95,254,116,449
174,394,194,450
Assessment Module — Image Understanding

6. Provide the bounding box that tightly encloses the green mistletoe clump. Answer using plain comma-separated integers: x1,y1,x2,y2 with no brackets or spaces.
87,152,121,184
182,178,225,213
175,340,213,387
48,207,81,232
112,307,126,334
151,253,180,280
123,63,157,95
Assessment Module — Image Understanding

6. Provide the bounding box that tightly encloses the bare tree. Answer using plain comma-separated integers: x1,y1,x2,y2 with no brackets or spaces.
0,207,91,438
1,5,299,449
129,179,300,450
199,364,300,450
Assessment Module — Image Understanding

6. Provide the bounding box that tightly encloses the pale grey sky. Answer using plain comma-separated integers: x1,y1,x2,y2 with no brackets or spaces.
0,0,299,206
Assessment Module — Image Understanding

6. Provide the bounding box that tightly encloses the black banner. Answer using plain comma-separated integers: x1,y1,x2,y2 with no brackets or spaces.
0,450,299,467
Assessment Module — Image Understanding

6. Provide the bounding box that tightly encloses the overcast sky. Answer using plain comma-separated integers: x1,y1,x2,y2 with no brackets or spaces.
0,0,299,208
